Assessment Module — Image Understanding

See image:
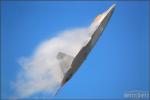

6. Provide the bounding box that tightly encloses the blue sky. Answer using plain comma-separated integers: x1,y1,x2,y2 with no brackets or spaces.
1,1,149,99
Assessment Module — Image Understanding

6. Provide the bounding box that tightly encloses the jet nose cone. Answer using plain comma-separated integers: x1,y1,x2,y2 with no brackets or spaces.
107,4,116,13
92,4,116,24
89,4,116,36
111,4,116,9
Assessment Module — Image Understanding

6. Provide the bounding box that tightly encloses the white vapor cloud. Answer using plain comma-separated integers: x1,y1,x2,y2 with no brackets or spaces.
14,27,95,98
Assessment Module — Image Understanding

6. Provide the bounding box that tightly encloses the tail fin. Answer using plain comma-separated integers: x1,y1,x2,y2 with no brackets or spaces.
57,52,74,74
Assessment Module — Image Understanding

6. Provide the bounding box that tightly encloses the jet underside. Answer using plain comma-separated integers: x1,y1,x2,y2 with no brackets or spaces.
56,4,116,86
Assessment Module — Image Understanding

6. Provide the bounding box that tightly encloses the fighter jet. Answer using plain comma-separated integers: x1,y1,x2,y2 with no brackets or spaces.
57,4,116,87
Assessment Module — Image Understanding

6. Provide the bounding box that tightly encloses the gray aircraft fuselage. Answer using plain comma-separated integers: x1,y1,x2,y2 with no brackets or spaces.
60,4,116,86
